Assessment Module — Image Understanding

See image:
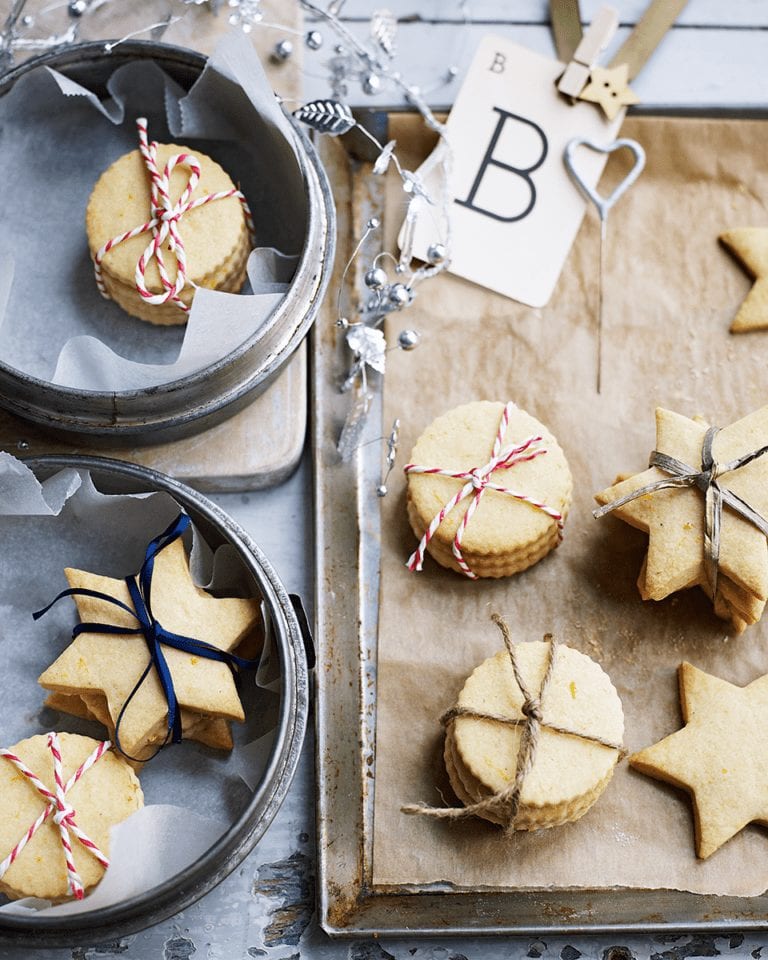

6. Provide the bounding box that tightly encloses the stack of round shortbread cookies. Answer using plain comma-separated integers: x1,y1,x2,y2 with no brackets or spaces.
406,401,572,578
0,733,143,901
86,143,251,325
446,640,624,830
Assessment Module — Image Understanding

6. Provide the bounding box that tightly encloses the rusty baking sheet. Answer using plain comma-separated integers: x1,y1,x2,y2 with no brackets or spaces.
311,112,768,937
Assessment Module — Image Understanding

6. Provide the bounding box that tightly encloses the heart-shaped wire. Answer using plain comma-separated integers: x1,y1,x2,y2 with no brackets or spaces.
564,137,646,221
563,137,646,393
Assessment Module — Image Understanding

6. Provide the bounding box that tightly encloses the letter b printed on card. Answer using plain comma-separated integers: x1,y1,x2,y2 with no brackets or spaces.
404,36,622,307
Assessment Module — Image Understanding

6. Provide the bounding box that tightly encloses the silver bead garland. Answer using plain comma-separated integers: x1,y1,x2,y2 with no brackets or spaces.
272,38,293,61
305,29,323,50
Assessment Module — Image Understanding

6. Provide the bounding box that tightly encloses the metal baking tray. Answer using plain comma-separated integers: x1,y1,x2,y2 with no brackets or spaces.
311,111,768,938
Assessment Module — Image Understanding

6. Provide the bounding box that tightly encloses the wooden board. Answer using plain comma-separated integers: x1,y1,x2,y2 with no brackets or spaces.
0,343,307,493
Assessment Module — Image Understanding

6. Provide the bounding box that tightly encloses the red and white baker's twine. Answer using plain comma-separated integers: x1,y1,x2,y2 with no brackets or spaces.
0,733,111,900
94,117,255,314
405,402,564,579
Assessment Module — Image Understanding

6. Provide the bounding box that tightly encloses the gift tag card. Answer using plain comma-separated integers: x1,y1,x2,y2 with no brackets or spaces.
405,35,623,307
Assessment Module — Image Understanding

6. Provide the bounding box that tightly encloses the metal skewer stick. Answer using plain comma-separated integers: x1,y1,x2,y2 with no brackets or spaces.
563,136,646,394
597,216,606,393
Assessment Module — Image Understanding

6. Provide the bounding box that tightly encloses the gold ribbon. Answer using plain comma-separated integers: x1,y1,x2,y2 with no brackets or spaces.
608,0,688,81
549,0,583,63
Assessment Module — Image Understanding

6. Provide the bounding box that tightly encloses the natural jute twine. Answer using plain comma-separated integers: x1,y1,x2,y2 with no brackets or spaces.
594,425,768,598
402,614,624,833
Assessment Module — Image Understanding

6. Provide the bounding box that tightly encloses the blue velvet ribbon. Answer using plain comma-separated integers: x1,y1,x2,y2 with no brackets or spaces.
34,512,259,761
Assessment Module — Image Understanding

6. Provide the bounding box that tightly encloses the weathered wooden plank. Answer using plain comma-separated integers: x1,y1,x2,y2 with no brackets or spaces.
302,23,768,110
332,0,768,28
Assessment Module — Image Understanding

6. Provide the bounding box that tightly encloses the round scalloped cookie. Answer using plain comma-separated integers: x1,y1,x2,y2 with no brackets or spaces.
86,142,250,325
0,733,143,901
448,640,623,829
406,401,572,577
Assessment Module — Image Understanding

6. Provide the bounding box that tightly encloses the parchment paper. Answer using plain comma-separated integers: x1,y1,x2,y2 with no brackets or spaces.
0,30,305,390
373,114,768,896
0,454,278,912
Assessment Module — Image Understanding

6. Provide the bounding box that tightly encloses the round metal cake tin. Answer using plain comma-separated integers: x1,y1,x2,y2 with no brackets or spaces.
0,454,311,947
0,41,335,445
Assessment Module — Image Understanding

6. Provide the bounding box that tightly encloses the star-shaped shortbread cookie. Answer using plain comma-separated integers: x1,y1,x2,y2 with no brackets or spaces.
594,406,768,629
578,64,640,121
631,662,768,858
719,228,768,333
39,538,261,760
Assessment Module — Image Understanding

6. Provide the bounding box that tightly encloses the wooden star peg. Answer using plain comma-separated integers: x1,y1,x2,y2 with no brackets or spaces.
578,64,640,121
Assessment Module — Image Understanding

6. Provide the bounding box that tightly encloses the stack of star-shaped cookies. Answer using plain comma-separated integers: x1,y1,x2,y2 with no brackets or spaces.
595,405,768,632
38,537,262,762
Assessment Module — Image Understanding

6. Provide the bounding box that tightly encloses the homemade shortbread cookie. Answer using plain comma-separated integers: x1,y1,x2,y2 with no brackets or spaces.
595,406,768,631
631,662,768,859
87,141,251,325
406,401,572,578
719,228,768,333
447,639,624,830
44,691,234,753
0,733,142,900
39,537,261,761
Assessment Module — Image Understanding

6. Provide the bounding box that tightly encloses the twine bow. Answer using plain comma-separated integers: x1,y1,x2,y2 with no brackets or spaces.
405,403,564,579
93,117,254,314
34,512,259,762
593,426,768,597
0,733,110,900
402,615,624,832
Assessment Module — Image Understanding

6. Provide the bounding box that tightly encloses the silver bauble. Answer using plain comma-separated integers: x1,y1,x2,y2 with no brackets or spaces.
388,283,411,308
364,267,387,289
272,39,293,62
427,242,447,264
397,329,420,350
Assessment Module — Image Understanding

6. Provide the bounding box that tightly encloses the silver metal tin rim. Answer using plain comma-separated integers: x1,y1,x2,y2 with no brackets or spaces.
0,453,310,947
0,41,336,444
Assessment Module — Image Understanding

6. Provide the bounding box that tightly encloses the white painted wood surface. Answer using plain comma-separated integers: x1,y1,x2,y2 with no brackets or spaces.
337,0,768,26
4,2,768,958
302,7,768,110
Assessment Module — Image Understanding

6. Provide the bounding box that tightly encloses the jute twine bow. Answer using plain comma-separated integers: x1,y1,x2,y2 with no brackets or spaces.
402,615,624,834
93,117,255,314
0,733,111,900
593,426,768,597
405,403,564,579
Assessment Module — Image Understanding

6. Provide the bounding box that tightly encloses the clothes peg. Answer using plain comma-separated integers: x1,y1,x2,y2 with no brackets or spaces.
557,5,618,100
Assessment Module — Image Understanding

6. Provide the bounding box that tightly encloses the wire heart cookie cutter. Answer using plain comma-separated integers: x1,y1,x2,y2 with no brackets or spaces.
564,136,646,393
